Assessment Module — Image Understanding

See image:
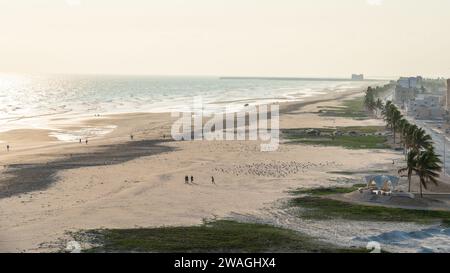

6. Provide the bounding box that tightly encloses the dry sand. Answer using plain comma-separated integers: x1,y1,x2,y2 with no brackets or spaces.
0,88,446,252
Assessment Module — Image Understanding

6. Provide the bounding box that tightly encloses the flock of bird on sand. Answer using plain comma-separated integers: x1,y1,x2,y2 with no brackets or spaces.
214,161,339,178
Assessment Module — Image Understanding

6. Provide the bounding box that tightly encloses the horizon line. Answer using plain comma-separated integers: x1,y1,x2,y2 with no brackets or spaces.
0,71,396,80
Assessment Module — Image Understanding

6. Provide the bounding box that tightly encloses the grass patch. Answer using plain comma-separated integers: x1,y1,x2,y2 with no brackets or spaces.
76,220,365,253
328,170,388,175
288,184,450,226
290,184,366,196
338,126,383,134
318,98,368,119
289,196,450,226
283,126,389,149
289,135,389,149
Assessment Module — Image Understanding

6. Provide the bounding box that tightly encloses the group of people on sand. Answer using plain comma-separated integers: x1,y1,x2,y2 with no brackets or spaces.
185,175,216,185
79,139,89,144
185,175,194,184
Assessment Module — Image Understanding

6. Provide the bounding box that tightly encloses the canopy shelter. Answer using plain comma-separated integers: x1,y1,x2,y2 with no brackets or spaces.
364,175,400,192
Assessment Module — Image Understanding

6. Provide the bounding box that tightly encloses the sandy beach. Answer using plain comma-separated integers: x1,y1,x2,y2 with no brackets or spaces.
1,86,448,252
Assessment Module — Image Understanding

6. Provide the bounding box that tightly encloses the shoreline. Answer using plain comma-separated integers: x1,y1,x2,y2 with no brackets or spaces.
0,83,414,253
0,78,382,138
0,85,376,151
0,89,365,198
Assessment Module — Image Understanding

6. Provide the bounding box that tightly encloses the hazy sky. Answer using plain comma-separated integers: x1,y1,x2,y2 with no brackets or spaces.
1,0,450,78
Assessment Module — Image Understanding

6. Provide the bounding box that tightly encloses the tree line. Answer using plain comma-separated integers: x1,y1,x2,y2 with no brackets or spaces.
364,87,442,197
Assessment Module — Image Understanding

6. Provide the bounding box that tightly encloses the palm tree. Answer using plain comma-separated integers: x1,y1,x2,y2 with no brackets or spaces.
383,103,399,132
365,100,376,114
398,119,410,154
383,100,392,111
381,101,392,122
364,88,376,114
375,98,384,118
398,150,418,192
411,128,433,153
404,124,419,155
391,108,403,145
414,149,442,198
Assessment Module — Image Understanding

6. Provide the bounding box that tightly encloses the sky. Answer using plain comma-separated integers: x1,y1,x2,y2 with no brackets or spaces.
0,0,450,78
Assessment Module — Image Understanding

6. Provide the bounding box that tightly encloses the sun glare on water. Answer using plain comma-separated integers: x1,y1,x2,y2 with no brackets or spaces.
0,74,29,90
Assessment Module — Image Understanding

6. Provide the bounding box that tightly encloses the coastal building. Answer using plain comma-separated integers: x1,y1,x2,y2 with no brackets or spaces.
351,74,364,81
398,76,423,89
407,95,444,120
394,76,423,107
398,77,411,88
394,85,418,107
447,79,450,110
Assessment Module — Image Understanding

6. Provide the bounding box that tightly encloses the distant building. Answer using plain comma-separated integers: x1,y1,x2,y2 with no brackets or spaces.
447,79,450,110
394,76,423,107
398,76,422,89
398,77,409,88
394,86,418,107
351,74,364,81
407,95,444,120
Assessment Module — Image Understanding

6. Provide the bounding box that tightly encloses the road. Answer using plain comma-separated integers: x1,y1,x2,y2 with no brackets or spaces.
382,88,449,179
412,119,450,178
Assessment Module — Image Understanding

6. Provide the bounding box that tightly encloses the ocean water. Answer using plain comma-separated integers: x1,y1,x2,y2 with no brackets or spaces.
0,74,378,141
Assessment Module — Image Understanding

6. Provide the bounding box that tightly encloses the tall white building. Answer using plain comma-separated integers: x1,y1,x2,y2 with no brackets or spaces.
351,74,364,81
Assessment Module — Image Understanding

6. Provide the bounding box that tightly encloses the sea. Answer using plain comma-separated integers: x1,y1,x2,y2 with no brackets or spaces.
0,74,380,141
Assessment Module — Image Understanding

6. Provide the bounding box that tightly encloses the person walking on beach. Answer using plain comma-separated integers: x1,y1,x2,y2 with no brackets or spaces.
79,139,82,144
6,145,10,152
85,139,88,145
130,134,134,140
190,176,194,184
211,176,215,185
185,175,189,184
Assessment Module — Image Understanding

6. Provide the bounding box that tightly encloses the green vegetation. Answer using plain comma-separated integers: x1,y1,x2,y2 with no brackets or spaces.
283,127,378,137
362,84,443,197
75,220,364,253
318,97,368,119
283,126,389,149
290,135,389,149
288,184,450,226
339,126,383,134
379,100,442,197
289,196,450,226
363,85,393,117
328,170,387,175
290,184,366,196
